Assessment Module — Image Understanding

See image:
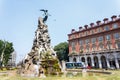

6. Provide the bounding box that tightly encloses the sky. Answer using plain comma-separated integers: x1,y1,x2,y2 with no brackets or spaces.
0,0,120,63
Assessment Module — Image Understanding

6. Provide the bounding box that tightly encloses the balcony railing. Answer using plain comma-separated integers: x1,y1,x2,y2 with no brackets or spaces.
91,48,120,53
69,48,120,56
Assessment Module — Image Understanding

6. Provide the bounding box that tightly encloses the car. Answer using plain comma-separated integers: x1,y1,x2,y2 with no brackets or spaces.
109,66,116,70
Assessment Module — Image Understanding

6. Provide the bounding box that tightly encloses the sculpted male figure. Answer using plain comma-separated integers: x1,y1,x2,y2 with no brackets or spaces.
40,9,49,23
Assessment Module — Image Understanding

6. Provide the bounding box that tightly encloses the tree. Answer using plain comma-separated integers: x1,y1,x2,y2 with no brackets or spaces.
54,42,69,61
0,40,14,67
0,40,4,57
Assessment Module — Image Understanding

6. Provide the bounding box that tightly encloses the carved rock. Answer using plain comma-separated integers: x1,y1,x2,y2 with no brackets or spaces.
18,17,59,77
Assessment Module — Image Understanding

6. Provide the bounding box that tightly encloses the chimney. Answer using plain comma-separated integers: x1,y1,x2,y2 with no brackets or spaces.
111,15,117,21
103,18,109,23
84,25,88,29
90,23,94,27
79,26,82,31
71,29,75,33
96,20,101,26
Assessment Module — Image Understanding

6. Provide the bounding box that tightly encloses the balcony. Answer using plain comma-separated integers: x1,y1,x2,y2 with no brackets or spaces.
92,48,120,54
69,51,78,56
80,48,120,55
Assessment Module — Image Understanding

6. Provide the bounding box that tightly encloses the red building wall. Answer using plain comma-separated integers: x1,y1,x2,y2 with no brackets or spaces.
68,15,120,55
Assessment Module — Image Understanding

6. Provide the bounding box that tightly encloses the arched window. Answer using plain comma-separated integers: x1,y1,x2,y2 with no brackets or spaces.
117,54,120,68
81,57,85,62
87,57,92,66
108,54,116,68
94,56,99,68
101,55,107,68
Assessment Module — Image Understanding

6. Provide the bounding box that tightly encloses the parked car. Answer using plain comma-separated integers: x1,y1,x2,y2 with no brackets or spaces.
109,66,116,70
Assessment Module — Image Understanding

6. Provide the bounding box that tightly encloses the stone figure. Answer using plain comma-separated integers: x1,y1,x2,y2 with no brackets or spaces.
40,9,49,23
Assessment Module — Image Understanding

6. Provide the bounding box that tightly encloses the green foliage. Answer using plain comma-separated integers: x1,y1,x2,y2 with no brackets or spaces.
53,61,61,72
54,42,69,61
41,50,53,60
0,40,14,66
40,51,61,74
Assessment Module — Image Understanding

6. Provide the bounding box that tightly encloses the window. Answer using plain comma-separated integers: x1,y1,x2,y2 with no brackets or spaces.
98,36,103,42
113,23,118,29
82,32,85,36
80,46,83,53
117,43,120,49
79,40,83,45
87,31,89,35
86,46,90,52
85,39,90,44
90,30,94,34
104,26,109,31
97,28,102,33
91,38,96,43
92,45,96,51
106,35,111,40
114,33,120,39
79,33,82,37
71,42,75,51
106,43,112,50
99,44,104,50
85,31,87,36
71,35,75,39
116,42,120,49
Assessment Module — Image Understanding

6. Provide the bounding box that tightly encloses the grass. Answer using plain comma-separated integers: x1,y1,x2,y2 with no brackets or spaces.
0,70,120,80
0,75,104,80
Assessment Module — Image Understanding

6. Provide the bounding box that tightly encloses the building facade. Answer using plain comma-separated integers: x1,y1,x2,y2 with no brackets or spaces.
68,15,120,69
7,51,16,67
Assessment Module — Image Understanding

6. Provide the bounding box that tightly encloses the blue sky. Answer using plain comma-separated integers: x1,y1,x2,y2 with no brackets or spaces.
0,0,120,63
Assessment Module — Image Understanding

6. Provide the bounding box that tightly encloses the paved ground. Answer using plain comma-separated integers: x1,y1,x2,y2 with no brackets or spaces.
0,70,16,76
66,69,112,74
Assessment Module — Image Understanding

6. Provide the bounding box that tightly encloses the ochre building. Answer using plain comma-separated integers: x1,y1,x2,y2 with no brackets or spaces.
68,15,120,69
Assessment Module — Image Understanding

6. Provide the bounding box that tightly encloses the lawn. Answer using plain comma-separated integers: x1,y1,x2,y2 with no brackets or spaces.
0,70,120,80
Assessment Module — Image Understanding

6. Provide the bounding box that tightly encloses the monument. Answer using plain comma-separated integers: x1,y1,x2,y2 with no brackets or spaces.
18,10,61,77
